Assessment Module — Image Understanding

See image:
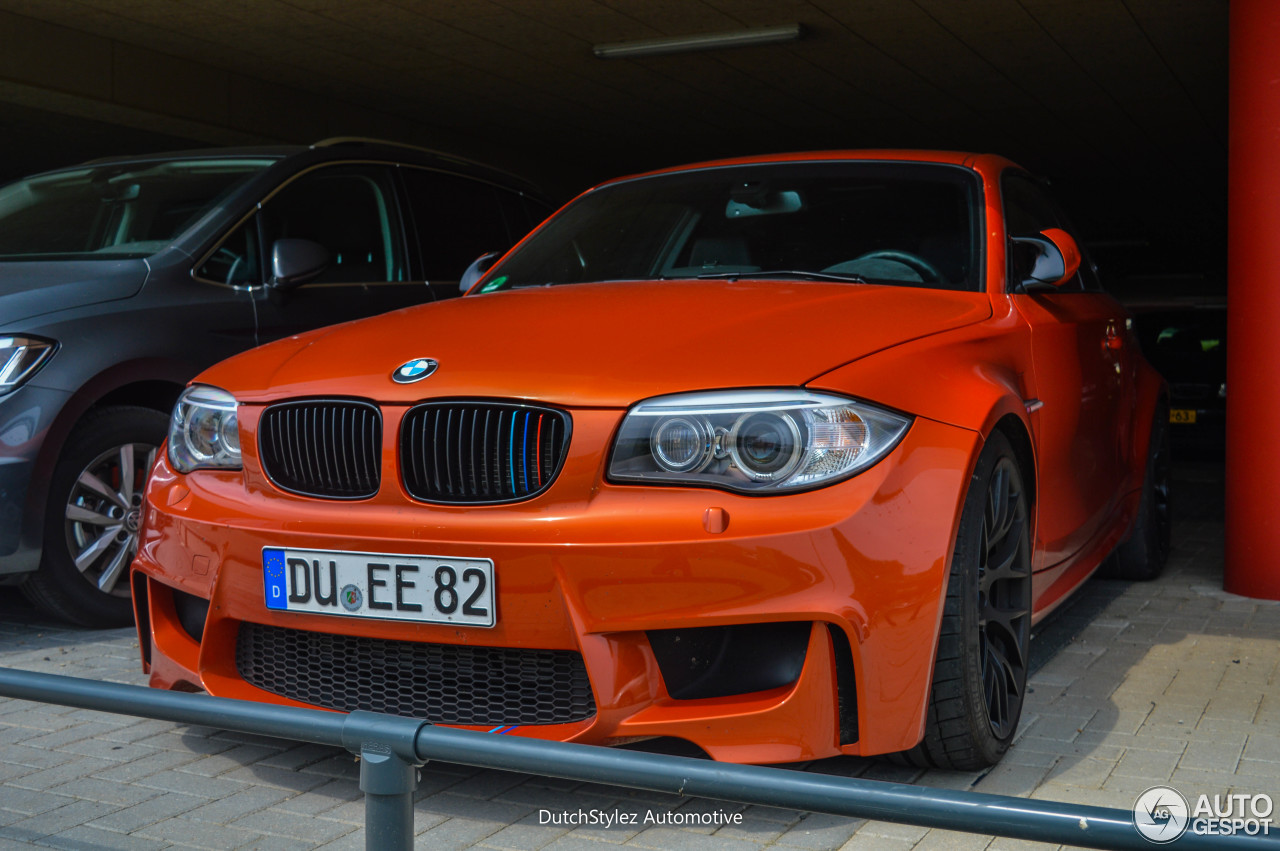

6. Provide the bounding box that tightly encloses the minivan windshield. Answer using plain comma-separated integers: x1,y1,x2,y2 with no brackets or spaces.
0,158,276,260
479,161,983,293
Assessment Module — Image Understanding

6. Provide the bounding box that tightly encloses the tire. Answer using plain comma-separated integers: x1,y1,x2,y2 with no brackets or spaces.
1107,407,1171,581
22,406,169,627
899,430,1033,770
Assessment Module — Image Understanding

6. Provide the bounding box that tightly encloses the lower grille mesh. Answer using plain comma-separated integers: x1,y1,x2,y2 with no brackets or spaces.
236,622,596,726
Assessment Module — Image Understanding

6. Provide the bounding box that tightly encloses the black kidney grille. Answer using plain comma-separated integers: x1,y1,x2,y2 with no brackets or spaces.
401,403,569,503
259,401,381,499
236,622,596,726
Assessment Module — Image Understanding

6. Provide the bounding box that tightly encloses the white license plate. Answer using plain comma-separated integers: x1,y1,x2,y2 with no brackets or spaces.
262,547,495,627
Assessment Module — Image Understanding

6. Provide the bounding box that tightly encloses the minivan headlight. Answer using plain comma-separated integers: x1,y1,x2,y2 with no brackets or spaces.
0,336,56,395
169,384,241,473
608,389,912,493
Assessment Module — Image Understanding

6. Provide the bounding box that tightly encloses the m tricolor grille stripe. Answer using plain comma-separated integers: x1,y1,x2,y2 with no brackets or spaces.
400,402,569,504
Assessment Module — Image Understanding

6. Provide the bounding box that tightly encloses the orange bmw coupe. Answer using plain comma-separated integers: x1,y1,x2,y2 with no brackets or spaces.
132,151,1167,769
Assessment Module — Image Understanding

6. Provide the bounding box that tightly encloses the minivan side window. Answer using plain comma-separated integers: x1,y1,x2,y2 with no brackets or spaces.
494,190,531,243
523,197,556,228
494,189,555,245
401,169,511,283
260,165,406,284
196,164,407,287
195,211,261,286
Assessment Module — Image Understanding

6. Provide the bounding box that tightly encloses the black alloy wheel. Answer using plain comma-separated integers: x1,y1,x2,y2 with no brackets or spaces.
976,455,1032,740
899,429,1033,770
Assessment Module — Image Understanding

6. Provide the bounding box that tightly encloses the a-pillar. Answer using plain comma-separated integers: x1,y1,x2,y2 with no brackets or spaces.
1226,0,1280,599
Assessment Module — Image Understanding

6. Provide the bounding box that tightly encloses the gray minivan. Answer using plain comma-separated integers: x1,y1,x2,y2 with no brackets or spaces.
0,138,551,626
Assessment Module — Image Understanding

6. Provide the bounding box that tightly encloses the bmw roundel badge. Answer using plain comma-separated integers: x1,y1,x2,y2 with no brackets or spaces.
392,358,439,383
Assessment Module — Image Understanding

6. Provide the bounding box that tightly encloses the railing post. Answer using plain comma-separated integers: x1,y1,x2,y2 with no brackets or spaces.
357,743,417,851
340,710,427,851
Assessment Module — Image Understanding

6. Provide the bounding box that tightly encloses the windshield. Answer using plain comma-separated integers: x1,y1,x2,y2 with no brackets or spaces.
481,161,983,292
0,158,276,260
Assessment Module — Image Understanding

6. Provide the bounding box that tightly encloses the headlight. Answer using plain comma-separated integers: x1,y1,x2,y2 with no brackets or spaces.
608,389,912,493
168,385,241,473
0,336,56,395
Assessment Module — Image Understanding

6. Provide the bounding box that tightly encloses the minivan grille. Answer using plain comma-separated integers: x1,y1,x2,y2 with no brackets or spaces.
258,400,381,499
236,622,597,726
400,402,569,503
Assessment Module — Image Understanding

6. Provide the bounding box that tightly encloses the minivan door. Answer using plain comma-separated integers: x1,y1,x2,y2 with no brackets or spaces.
249,163,432,344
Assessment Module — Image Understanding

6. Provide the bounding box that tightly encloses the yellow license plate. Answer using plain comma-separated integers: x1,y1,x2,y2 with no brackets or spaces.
1170,409,1197,424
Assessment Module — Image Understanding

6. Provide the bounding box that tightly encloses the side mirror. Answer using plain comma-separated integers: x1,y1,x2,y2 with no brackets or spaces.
271,238,329,289
1011,227,1081,291
459,251,501,294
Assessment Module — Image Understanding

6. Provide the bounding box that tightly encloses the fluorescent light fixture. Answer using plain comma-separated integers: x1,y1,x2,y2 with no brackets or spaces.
593,24,804,59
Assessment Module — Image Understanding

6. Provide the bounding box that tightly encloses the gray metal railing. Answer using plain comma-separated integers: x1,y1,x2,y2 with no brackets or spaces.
0,666,1270,850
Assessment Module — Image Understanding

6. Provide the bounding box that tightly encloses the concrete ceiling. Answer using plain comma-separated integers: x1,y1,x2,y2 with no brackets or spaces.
0,0,1228,274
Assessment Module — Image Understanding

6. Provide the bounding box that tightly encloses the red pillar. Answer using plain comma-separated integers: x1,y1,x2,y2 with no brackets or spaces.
1226,0,1280,599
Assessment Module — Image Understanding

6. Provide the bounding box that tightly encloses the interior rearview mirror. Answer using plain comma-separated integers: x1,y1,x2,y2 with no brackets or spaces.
460,251,501,294
271,238,329,289
1011,227,1081,291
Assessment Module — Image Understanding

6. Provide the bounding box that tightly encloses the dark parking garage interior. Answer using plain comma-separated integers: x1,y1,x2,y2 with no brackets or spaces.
0,1,1227,286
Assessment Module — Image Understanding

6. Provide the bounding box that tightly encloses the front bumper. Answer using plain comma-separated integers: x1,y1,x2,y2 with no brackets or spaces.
132,410,981,763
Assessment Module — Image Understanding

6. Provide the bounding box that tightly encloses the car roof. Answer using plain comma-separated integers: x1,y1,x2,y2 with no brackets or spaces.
599,150,1020,188
65,146,302,168
26,137,544,198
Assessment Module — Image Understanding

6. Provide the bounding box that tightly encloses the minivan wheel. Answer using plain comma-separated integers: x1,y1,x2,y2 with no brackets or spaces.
23,406,167,627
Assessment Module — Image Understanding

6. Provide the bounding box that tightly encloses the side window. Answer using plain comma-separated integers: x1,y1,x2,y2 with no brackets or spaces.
1003,174,1061,238
402,169,511,282
1002,173,1085,293
260,165,406,284
195,212,261,286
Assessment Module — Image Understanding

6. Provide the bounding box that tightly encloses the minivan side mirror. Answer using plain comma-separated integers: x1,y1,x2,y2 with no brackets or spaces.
1011,227,1081,291
271,238,330,289
459,251,501,294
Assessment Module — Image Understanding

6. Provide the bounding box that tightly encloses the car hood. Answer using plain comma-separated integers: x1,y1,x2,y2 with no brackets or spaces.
207,280,992,407
0,258,150,325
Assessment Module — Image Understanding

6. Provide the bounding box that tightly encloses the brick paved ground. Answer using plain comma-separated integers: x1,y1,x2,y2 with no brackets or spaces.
0,460,1274,850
